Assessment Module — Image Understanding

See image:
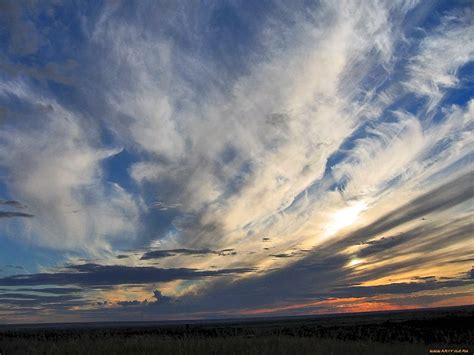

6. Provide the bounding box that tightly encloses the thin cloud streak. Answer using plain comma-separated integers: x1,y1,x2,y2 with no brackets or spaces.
0,263,256,287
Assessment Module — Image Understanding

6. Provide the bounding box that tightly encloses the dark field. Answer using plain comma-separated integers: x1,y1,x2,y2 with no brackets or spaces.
1,306,473,354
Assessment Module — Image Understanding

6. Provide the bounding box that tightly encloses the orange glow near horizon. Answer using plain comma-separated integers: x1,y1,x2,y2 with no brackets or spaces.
238,295,474,317
239,297,367,315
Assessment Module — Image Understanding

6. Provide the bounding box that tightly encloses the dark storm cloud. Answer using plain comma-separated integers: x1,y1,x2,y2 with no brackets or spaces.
0,263,255,287
140,248,236,260
0,211,34,218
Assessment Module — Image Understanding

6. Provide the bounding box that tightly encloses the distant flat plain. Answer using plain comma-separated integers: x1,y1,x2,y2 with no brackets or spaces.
0,305,472,354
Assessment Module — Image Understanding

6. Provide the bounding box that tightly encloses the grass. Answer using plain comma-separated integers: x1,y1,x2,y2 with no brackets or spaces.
1,307,472,354
0,335,452,355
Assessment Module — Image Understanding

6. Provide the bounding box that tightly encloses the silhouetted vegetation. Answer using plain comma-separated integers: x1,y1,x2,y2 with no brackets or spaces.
0,306,472,354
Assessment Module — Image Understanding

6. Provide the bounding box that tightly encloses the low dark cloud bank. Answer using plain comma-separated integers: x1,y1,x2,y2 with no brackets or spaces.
0,199,26,209
140,248,236,260
0,263,255,287
0,211,34,218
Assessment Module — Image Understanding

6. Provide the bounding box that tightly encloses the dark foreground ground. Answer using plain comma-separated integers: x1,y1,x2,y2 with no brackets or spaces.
0,305,473,354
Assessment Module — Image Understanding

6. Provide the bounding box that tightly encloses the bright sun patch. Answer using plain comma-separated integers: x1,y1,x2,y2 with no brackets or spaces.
324,201,368,238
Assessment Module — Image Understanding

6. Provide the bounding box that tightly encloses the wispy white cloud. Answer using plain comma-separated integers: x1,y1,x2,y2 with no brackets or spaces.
404,7,474,112
0,81,139,253
50,1,474,276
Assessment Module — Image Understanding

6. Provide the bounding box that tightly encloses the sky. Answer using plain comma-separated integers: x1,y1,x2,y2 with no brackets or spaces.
0,0,473,324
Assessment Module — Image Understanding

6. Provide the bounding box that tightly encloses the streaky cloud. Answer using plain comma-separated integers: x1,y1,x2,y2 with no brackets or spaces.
140,248,236,260
0,211,34,218
0,263,256,287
